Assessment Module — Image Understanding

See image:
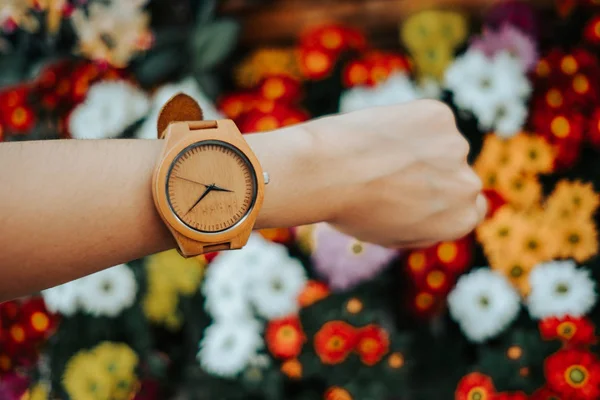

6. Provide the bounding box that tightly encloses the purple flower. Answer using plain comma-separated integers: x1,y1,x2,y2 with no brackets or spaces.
484,0,538,40
470,24,538,71
0,372,29,400
310,223,400,291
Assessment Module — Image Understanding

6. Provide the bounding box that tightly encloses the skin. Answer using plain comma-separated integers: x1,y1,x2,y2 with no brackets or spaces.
0,100,486,301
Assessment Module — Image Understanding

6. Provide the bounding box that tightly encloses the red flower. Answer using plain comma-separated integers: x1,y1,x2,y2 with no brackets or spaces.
257,75,302,104
587,108,600,150
20,297,56,341
218,92,256,120
237,103,309,133
545,349,600,400
324,386,354,400
299,47,335,80
533,109,585,144
4,105,36,133
0,123,4,142
314,321,357,364
482,189,507,219
265,316,306,359
342,60,369,88
539,316,597,346
409,290,444,319
564,73,599,108
403,247,437,283
530,386,563,400
298,280,330,307
0,301,21,325
434,236,473,276
424,268,451,294
455,372,496,400
203,252,220,263
354,324,390,366
492,392,527,400
0,86,28,110
300,24,366,55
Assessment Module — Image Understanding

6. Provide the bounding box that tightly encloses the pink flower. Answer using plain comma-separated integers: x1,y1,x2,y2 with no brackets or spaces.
484,0,538,39
310,223,400,291
470,24,538,71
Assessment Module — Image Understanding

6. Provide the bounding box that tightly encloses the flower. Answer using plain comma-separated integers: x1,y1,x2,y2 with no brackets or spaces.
197,319,264,378
314,321,357,364
545,349,600,400
509,133,554,174
20,297,56,340
299,46,335,80
527,260,597,319
93,342,139,400
554,219,598,262
324,386,354,400
492,254,537,296
448,268,521,343
339,71,422,113
41,280,80,316
476,207,521,264
497,172,542,209
539,316,597,345
257,75,302,103
71,1,151,67
136,77,222,139
281,359,302,379
445,50,531,137
143,261,181,329
455,372,496,400
484,0,538,39
354,325,390,366
77,264,137,317
310,223,399,291
235,48,303,88
584,16,600,45
470,24,538,71
529,386,563,400
298,280,330,308
265,316,306,359
507,217,556,265
69,80,149,139
545,180,600,221
246,245,307,320
63,351,112,400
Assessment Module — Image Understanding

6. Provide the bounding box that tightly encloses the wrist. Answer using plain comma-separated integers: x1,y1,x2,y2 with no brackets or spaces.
245,123,338,229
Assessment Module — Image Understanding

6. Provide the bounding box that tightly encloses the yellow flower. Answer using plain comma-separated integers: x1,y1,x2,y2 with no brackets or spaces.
410,44,453,80
143,266,180,328
508,133,555,174
497,172,542,210
545,180,600,221
235,48,302,88
93,342,139,400
147,249,205,296
295,224,316,254
475,134,524,175
492,254,537,297
20,382,49,400
507,218,557,265
400,10,467,51
63,351,112,400
476,206,519,259
555,218,598,262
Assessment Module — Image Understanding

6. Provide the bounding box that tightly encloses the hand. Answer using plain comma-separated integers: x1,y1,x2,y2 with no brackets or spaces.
187,184,214,214
249,99,486,248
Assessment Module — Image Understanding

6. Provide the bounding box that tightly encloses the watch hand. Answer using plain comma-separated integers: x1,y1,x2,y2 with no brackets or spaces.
186,185,214,214
173,175,210,188
211,185,234,193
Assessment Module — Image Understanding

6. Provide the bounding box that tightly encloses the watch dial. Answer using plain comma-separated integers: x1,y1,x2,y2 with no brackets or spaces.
166,141,257,233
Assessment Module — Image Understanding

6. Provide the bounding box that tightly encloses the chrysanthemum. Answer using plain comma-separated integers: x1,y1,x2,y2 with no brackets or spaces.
354,324,390,366
448,268,521,343
314,321,357,365
476,206,521,260
63,351,112,400
470,24,538,71
41,280,81,317
527,260,597,319
455,372,496,400
507,218,556,265
545,180,600,221
497,172,542,210
78,264,138,318
545,349,600,400
492,253,537,296
539,316,597,346
508,133,554,174
197,319,264,378
554,218,598,262
265,316,306,359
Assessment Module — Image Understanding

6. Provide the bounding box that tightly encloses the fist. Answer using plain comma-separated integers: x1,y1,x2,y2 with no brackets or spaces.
311,99,487,248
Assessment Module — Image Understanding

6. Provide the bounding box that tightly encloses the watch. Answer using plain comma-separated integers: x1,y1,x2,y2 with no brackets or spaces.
152,93,268,257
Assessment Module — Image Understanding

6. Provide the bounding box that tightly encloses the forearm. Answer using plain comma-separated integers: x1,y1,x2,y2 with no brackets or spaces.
0,124,330,300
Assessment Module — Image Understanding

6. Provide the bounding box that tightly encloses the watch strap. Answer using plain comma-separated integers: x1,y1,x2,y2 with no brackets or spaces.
157,93,203,139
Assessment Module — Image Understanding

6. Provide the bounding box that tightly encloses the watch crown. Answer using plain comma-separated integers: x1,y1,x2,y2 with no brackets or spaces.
263,172,270,185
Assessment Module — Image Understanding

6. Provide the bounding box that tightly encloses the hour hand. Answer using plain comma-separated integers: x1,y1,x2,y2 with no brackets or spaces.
211,185,234,193
186,185,214,214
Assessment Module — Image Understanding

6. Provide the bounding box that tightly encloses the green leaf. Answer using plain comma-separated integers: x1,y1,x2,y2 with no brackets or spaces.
191,19,240,72
133,47,188,88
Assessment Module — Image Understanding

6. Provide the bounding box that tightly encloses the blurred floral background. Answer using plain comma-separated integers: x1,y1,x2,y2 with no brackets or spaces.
1,0,600,399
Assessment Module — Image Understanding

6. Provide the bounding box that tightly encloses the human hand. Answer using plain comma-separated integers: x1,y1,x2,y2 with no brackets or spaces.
256,99,486,248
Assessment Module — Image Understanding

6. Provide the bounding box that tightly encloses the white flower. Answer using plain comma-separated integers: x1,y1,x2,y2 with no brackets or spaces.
444,50,531,137
136,77,223,139
69,80,150,139
527,260,597,319
77,264,138,317
197,318,263,378
448,267,521,343
41,281,81,316
339,72,422,113
246,243,307,320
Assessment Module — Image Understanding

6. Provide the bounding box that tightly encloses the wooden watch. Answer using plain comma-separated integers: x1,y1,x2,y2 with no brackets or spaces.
152,93,268,257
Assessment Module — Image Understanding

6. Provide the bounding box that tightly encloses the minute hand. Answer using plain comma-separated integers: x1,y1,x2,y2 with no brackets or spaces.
186,185,214,214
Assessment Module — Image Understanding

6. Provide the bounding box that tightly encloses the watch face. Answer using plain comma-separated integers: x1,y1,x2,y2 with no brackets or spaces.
166,140,258,233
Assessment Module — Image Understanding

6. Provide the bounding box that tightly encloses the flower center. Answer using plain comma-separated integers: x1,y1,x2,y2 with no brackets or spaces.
437,242,457,263
256,116,279,132
346,298,363,314
528,149,539,160
478,295,490,308
526,238,539,250
415,292,434,310
565,365,589,388
427,270,446,289
101,281,113,293
510,265,523,278
561,56,578,75
327,336,345,351
546,88,563,108
305,51,330,73
497,226,510,238
263,79,285,100
359,338,378,353
557,321,576,339
573,74,590,94
31,311,50,332
408,251,426,272
321,30,342,50
555,282,569,294
388,352,404,368
568,232,580,244
551,116,571,138
271,277,284,292
276,325,298,344
350,242,364,255
467,388,486,400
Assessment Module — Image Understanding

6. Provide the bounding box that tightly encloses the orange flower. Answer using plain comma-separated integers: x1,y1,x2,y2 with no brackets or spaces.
354,325,390,366
554,218,598,262
455,372,496,400
299,47,335,80
258,75,302,103
314,321,357,364
508,133,555,174
298,280,329,307
545,180,600,221
492,254,537,296
497,172,542,210
475,134,523,174
539,316,597,346
507,218,556,265
324,386,353,400
281,358,302,379
265,316,306,359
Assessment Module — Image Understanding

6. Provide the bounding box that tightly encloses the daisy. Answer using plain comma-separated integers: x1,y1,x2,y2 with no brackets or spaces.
136,77,223,139
197,319,264,378
69,80,150,139
78,264,138,318
41,281,81,317
339,71,421,113
470,24,538,71
448,268,521,343
527,260,597,319
247,250,307,319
